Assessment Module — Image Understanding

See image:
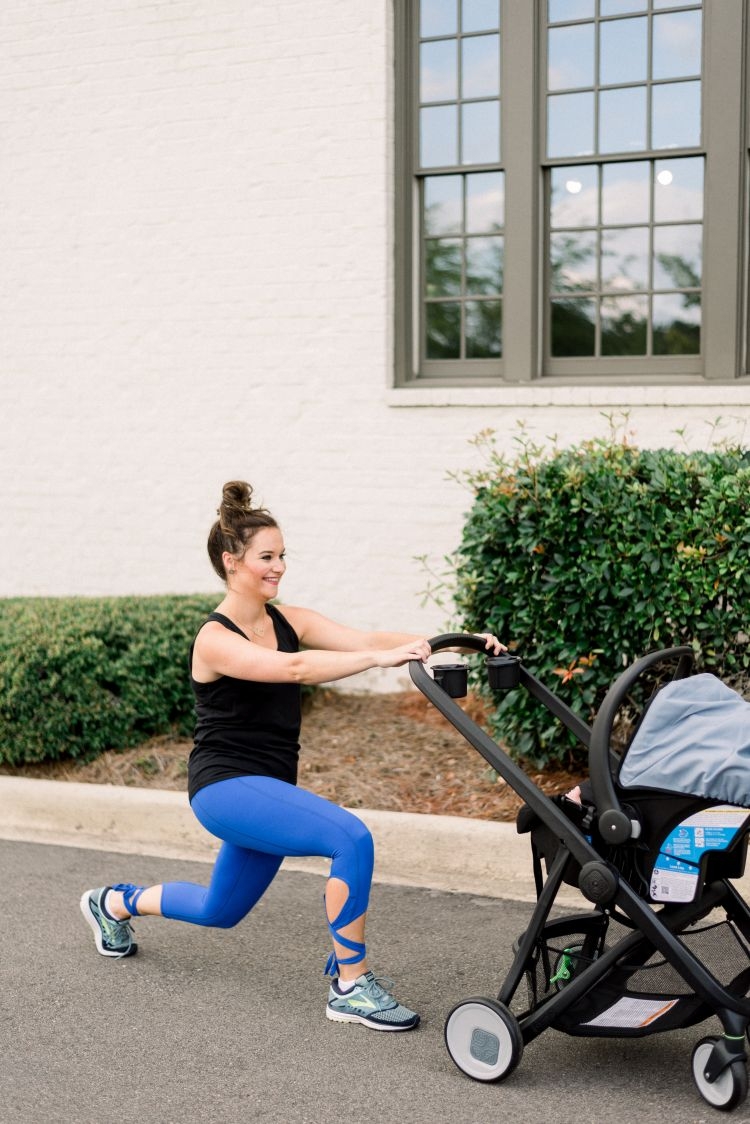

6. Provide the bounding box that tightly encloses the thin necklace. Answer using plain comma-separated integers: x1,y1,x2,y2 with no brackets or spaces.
247,613,268,638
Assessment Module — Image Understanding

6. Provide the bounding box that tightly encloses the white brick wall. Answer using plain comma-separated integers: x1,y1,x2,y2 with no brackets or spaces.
2,1,749,689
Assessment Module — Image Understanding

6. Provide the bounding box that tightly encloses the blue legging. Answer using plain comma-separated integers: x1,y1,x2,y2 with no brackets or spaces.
158,776,374,971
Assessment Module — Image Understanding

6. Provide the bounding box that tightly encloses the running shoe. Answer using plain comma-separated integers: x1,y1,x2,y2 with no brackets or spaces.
79,886,138,958
326,971,420,1031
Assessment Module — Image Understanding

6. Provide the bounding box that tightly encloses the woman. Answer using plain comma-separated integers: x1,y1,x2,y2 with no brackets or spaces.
80,481,502,1031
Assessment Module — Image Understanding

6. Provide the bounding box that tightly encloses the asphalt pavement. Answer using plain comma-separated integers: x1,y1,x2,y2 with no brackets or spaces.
2,786,749,1123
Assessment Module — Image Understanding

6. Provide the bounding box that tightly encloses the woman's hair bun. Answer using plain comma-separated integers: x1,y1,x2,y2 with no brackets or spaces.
218,480,254,523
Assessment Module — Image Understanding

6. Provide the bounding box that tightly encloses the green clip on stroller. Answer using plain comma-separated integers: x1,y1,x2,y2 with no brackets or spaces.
410,637,750,1112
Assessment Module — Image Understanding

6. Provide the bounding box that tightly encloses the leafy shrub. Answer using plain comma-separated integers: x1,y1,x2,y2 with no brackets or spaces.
447,427,750,768
0,595,217,765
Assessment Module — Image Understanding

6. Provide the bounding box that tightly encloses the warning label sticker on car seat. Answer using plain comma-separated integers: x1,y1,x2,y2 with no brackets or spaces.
650,805,748,903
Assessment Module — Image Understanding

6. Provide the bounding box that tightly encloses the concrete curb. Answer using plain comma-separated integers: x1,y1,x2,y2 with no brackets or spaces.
3,776,749,906
0,774,567,903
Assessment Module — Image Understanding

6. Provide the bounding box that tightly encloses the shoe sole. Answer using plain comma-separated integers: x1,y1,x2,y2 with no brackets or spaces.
79,891,137,958
326,1007,419,1031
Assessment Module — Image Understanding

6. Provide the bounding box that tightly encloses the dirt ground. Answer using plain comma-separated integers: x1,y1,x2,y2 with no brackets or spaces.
2,690,583,823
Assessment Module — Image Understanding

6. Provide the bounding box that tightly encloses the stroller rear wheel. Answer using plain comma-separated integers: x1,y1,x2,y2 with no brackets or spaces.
692,1038,748,1111
444,998,523,1083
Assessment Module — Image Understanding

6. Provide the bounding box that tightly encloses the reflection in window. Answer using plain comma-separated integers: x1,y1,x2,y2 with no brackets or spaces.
418,2,503,366
546,3,703,158
548,158,703,357
424,171,505,360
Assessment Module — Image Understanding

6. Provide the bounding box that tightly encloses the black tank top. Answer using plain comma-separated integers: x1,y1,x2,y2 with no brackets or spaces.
187,605,302,800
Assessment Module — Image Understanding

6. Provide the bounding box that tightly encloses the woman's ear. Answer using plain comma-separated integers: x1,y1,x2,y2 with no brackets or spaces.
222,550,237,576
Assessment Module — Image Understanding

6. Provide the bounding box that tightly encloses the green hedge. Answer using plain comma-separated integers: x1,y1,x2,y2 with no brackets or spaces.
0,595,218,765
449,430,750,768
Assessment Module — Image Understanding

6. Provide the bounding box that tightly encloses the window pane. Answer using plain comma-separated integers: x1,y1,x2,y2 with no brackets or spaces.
420,39,458,102
548,24,595,92
466,236,504,294
601,161,649,225
466,301,502,356
426,302,461,357
653,224,702,289
420,104,458,166
424,175,463,236
547,92,595,158
652,81,701,149
599,86,647,153
462,0,499,33
654,158,704,222
548,0,594,21
421,0,458,38
426,239,463,296
550,165,599,228
601,227,649,291
551,298,596,356
601,295,648,354
653,293,700,355
652,11,702,80
599,17,647,86
462,100,500,164
600,0,646,14
550,231,598,293
462,33,500,99
466,171,504,232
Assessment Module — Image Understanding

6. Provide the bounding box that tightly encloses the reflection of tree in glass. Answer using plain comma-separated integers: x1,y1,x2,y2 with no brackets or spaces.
466,301,502,357
551,299,595,357
425,237,462,297
426,301,461,359
550,232,596,294
601,307,647,356
654,253,700,304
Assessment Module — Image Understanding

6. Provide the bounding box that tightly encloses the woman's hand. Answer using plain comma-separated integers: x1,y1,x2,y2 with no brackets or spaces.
375,638,432,668
474,633,506,656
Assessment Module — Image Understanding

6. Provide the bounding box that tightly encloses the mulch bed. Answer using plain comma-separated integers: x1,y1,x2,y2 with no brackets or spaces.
0,690,583,823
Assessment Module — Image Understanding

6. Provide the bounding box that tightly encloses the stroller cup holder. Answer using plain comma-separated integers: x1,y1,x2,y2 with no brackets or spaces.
410,635,750,1112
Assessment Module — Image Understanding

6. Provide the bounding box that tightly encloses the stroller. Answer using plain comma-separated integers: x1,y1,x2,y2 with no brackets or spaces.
409,636,750,1112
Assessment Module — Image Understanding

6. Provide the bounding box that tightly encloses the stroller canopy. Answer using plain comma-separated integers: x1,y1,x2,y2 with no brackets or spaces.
618,674,750,809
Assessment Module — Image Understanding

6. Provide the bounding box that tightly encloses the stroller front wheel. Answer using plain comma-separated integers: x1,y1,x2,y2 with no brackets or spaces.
444,998,523,1083
692,1038,749,1111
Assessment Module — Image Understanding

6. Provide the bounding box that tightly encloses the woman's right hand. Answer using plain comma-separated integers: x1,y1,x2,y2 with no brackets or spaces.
375,638,432,668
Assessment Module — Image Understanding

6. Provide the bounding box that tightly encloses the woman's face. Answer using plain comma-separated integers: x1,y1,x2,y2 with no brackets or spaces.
231,526,286,600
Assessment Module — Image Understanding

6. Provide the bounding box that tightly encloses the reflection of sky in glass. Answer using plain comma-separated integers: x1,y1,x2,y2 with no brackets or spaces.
601,227,649,290
462,100,500,163
654,157,704,222
599,17,647,85
548,24,594,91
420,105,458,167
600,0,646,14
652,81,701,149
653,224,702,289
466,171,504,231
424,175,463,236
548,92,594,158
462,34,500,98
466,237,503,294
420,39,458,102
421,0,457,38
599,86,647,152
653,11,702,80
550,165,598,227
601,162,649,224
462,0,499,33
550,230,597,292
548,0,594,21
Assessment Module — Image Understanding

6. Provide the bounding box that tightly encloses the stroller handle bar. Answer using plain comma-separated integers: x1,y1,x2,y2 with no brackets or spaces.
589,645,694,844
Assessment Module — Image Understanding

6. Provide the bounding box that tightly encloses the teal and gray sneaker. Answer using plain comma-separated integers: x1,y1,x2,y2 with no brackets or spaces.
79,887,138,958
326,971,420,1031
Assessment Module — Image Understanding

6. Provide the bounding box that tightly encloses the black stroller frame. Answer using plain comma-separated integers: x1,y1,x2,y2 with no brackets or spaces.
410,635,750,1112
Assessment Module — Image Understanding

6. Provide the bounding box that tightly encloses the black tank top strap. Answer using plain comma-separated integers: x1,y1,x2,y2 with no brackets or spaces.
204,611,250,641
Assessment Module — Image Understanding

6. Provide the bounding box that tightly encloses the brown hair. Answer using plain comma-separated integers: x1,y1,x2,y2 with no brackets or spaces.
207,480,278,581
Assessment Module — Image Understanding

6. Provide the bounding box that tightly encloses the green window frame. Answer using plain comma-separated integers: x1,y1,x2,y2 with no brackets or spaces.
394,0,747,386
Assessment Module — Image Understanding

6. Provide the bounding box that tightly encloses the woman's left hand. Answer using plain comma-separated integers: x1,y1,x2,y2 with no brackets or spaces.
474,633,506,655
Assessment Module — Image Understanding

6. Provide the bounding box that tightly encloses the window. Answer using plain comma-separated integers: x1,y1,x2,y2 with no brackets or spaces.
395,0,747,386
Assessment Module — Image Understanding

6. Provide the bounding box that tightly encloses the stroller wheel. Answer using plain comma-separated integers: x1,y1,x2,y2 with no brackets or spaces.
444,998,523,1083
692,1038,748,1110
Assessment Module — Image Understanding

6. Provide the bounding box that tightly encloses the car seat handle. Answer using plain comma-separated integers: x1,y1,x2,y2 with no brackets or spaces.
589,646,695,842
